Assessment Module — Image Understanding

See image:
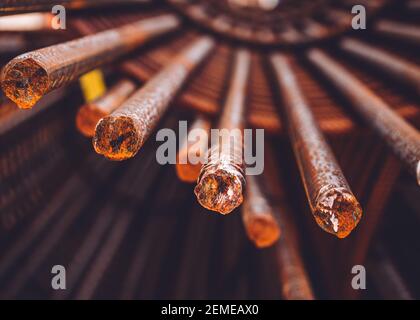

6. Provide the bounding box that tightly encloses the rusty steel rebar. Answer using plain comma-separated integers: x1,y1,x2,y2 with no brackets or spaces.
76,79,136,137
93,36,215,161
241,175,281,248
194,49,250,214
0,12,54,31
0,0,150,13
270,53,362,238
308,49,420,185
1,14,180,109
340,38,420,95
176,115,211,183
375,20,420,43
264,144,314,300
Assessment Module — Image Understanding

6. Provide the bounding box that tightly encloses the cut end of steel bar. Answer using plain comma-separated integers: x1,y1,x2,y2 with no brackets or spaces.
314,187,362,239
244,214,280,248
76,104,107,137
194,164,245,214
1,56,48,109
93,115,142,161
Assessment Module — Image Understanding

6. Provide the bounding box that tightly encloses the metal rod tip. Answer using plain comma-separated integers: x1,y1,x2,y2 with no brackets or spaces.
245,215,281,248
194,167,244,214
314,187,362,239
1,57,48,109
93,115,142,161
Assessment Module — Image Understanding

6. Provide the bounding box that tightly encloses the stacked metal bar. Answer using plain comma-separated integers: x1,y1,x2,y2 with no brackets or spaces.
0,0,420,300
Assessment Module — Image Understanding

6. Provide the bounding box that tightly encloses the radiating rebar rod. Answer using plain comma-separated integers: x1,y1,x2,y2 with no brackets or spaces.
0,0,150,13
340,38,420,94
264,144,314,300
242,175,281,247
93,36,215,161
275,215,315,300
270,53,362,238
375,20,420,43
1,14,180,109
76,79,136,137
194,49,250,214
176,115,211,183
0,12,53,31
308,49,420,185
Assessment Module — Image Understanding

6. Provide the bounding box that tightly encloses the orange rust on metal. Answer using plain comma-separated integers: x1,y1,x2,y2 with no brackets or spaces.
93,36,215,161
375,20,420,43
76,79,136,137
340,38,420,95
194,49,250,215
270,53,362,239
308,49,420,186
1,14,180,109
242,175,281,248
176,115,211,183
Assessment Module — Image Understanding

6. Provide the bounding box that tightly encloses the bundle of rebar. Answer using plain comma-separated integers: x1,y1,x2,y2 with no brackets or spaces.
1,0,420,300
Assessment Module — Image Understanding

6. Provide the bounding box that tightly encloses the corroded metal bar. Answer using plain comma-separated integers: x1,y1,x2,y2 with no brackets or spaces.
375,20,420,43
176,114,211,183
264,144,314,300
308,49,420,185
1,14,180,109
0,12,53,31
341,38,420,94
242,175,281,248
194,49,250,214
76,79,136,137
93,36,215,161
275,215,315,300
0,0,149,13
270,53,362,238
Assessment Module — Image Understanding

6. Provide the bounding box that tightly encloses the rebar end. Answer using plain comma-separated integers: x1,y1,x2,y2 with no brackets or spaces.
76,104,107,138
194,167,244,214
93,115,142,161
1,57,48,109
314,187,362,239
244,214,281,248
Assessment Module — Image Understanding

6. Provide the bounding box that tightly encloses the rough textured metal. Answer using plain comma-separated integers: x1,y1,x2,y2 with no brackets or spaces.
1,14,180,109
176,114,211,183
308,49,420,185
194,49,250,215
0,12,53,31
341,38,420,95
264,144,314,300
93,36,215,161
242,175,281,248
271,53,362,238
76,79,136,137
